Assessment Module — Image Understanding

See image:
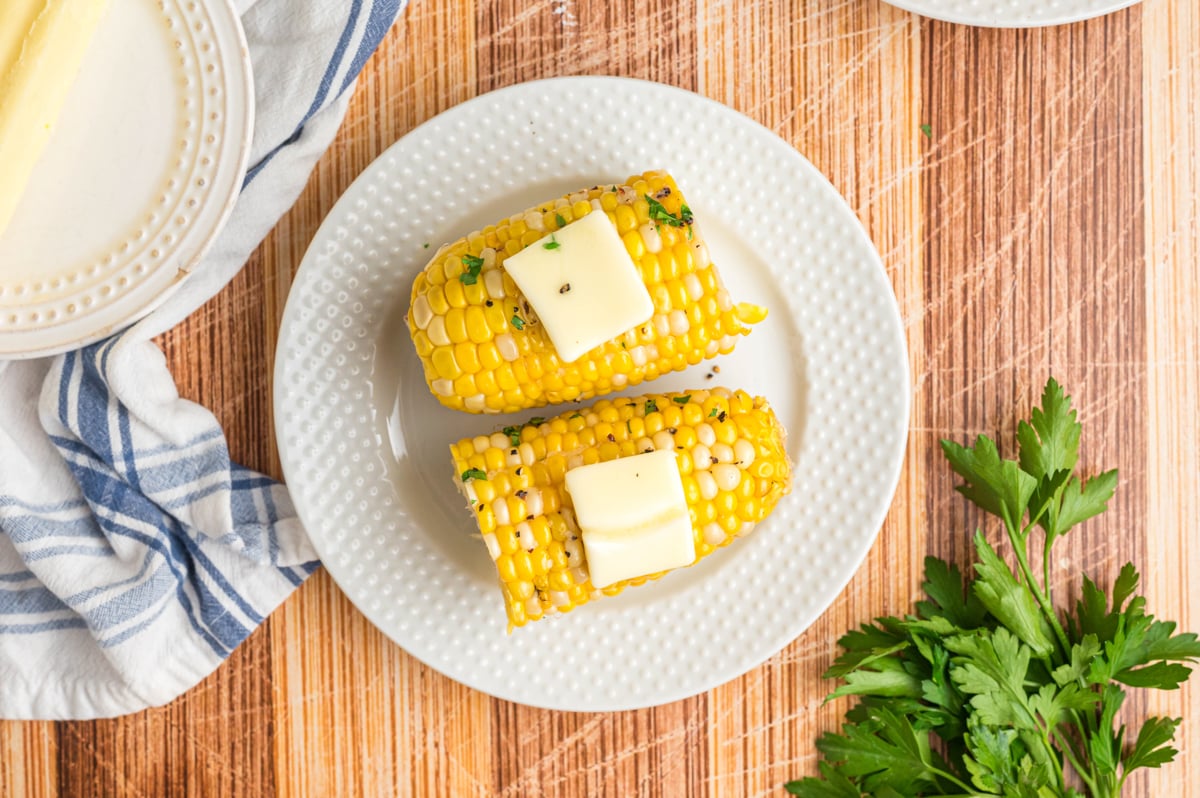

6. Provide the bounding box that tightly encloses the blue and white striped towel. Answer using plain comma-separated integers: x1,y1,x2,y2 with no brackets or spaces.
0,0,406,720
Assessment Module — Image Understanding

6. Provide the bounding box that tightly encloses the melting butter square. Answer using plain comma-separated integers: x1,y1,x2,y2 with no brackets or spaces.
564,450,696,589
502,210,653,363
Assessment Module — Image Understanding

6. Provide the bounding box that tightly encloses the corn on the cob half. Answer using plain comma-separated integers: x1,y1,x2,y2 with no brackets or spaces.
450,388,791,628
408,171,766,414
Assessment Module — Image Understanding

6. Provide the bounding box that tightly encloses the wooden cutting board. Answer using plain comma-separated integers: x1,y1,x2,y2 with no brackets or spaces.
2,0,1197,794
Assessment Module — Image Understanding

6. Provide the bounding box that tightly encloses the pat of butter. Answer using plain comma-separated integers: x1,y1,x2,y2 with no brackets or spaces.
565,450,696,589
503,210,653,363
0,0,110,240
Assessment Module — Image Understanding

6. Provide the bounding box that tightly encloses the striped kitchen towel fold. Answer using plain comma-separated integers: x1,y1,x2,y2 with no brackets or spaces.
0,0,406,720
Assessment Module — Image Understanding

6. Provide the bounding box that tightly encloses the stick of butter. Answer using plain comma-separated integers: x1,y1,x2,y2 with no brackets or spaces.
564,450,697,589
0,0,110,241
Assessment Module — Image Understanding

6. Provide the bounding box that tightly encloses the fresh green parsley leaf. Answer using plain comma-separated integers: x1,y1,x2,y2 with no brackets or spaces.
672,395,691,405
915,556,987,629
423,242,430,249
708,407,719,418
510,314,525,330
919,123,932,139
645,194,695,229
1055,469,1118,535
811,704,964,795
502,425,520,446
784,761,862,797
459,254,484,285
1123,716,1182,772
644,399,658,414
555,213,567,227
941,435,1038,534
460,468,486,482
527,416,545,426
971,533,1056,657
569,412,582,420
543,235,561,251
1017,377,1081,480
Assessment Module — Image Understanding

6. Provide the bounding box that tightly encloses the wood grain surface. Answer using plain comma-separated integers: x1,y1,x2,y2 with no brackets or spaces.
2,0,1198,795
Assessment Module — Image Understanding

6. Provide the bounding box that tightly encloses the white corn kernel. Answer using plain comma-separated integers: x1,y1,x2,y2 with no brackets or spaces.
711,443,734,464
495,333,519,361
653,314,671,338
639,223,663,254
484,269,505,299
524,488,543,517
653,430,675,451
427,316,450,346
492,498,510,525
713,464,741,492
474,435,492,453
411,295,433,329
695,470,718,501
734,439,756,467
483,533,501,560
703,523,726,546
684,273,703,301
464,394,486,412
432,379,454,396
697,423,716,447
668,309,690,336
515,521,535,552
692,444,713,471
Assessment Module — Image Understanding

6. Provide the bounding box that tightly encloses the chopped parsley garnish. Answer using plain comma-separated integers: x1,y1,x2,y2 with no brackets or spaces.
555,213,567,227
569,413,583,420
708,407,719,418
460,468,486,482
920,122,932,139
527,416,545,426
644,399,658,414
626,420,632,434
543,235,561,251
672,395,691,405
645,194,695,229
502,425,520,446
423,242,430,249
510,314,525,330
459,254,484,285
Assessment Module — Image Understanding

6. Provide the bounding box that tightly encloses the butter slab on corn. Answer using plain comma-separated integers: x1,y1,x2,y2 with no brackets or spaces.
0,0,110,239
503,210,654,364
564,450,695,589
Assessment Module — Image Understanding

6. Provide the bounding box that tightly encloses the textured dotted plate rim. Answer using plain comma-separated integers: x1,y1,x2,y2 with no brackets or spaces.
0,0,253,359
274,76,911,712
881,0,1140,27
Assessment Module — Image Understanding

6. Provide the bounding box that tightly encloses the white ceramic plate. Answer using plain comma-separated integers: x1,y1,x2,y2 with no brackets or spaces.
882,0,1139,27
274,76,910,711
0,0,252,359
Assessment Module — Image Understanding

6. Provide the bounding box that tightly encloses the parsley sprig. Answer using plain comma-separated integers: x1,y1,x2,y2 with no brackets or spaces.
788,378,1200,798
